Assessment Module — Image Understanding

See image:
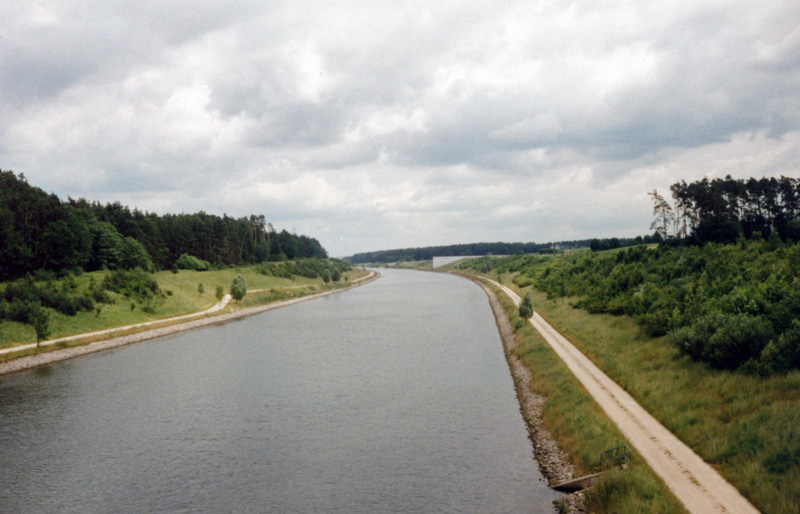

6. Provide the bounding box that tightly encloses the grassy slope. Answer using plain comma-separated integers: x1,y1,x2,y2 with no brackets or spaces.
0,266,369,348
480,277,686,514
487,270,799,514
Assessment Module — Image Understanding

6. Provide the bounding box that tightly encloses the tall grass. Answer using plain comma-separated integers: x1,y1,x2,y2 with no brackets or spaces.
500,272,800,514
491,284,686,513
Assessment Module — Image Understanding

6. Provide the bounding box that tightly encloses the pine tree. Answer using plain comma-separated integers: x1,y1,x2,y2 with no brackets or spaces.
519,292,534,319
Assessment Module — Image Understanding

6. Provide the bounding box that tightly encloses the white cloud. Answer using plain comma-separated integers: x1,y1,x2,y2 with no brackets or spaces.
0,0,798,257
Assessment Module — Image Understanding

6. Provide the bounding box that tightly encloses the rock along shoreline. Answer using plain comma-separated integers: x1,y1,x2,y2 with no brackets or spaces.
0,273,378,377
472,278,588,514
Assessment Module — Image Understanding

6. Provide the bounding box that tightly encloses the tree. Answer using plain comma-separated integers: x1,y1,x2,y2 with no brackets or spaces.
89,221,124,270
215,285,224,301
230,275,247,303
119,236,154,271
649,189,674,240
321,269,332,284
692,215,741,244
519,292,534,319
29,304,50,347
42,213,92,271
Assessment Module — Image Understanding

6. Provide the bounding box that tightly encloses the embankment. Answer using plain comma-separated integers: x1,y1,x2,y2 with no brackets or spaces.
0,273,378,377
470,277,587,513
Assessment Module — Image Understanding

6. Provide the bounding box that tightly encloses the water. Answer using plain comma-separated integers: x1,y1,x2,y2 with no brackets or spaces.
0,269,560,513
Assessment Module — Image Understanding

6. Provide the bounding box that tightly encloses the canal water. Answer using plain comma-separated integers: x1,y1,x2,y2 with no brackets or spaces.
0,269,560,513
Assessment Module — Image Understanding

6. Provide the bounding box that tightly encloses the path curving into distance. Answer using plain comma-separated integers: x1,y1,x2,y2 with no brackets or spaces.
0,272,377,358
0,272,379,376
485,277,760,514
0,294,233,357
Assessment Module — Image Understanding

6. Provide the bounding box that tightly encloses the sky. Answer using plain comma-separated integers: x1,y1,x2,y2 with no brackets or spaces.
1,1,799,257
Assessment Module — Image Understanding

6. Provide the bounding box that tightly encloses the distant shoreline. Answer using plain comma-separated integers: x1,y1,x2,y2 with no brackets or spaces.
0,272,378,377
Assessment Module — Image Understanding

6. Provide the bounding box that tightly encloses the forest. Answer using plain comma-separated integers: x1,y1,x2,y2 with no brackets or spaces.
461,176,800,374
347,239,596,264
0,170,328,282
650,175,800,243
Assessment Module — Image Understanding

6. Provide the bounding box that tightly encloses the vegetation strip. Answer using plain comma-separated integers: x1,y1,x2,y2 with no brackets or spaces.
469,277,587,513
485,277,759,514
0,294,234,356
0,272,378,376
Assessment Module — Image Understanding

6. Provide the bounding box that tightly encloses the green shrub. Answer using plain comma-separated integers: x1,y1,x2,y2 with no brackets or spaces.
103,269,162,301
174,253,211,271
670,313,773,369
705,314,773,369
230,275,247,302
759,322,800,373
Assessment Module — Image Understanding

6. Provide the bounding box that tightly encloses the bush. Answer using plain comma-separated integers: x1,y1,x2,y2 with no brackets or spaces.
705,314,773,368
513,275,533,288
230,275,247,302
90,285,112,303
103,269,162,301
670,313,774,369
759,322,800,373
7,298,33,323
174,253,211,271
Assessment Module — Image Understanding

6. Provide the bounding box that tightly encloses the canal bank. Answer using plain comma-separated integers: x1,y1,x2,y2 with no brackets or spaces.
470,277,587,514
0,272,379,377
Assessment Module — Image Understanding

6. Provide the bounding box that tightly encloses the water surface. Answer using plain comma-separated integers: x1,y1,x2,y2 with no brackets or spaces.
0,269,559,513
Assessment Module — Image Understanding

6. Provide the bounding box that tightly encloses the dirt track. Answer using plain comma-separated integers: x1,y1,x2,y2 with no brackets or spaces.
487,278,760,514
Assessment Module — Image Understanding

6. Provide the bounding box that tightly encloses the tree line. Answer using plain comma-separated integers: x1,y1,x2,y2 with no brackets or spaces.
461,237,800,375
649,175,800,244
0,170,328,281
347,240,595,264
589,234,663,252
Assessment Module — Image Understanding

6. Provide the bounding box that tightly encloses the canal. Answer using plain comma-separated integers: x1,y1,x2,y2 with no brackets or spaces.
0,269,559,513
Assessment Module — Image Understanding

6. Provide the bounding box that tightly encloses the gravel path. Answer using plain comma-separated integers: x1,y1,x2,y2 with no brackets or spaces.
486,278,760,514
0,273,378,377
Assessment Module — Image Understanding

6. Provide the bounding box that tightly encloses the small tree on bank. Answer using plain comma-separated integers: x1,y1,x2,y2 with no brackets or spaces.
30,304,50,347
519,292,534,320
230,275,247,303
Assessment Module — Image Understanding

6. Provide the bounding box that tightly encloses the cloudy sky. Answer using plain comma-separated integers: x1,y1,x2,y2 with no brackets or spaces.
1,1,798,256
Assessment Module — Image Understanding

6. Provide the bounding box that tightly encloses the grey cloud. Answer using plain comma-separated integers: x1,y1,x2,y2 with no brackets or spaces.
1,1,799,257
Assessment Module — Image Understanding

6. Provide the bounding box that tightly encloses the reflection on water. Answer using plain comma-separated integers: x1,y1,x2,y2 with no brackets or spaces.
0,269,559,513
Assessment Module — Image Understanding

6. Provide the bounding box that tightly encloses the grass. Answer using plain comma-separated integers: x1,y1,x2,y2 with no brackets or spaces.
489,270,800,514
486,281,685,512
0,266,370,349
